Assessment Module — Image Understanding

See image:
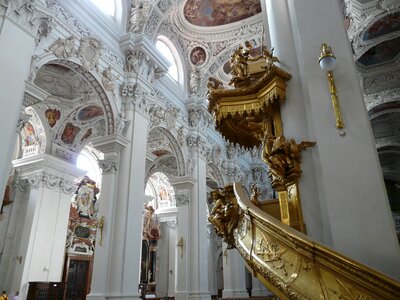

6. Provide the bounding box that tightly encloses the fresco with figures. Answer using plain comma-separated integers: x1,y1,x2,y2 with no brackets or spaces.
184,0,261,26
77,105,104,121
362,12,400,41
357,36,400,66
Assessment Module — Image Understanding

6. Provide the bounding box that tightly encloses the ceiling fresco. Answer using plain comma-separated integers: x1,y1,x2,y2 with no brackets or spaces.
357,36,400,66
368,101,400,117
362,12,400,41
77,105,104,121
183,0,261,27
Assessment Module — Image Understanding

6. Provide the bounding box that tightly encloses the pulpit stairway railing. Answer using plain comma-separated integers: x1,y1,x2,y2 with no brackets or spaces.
219,182,400,299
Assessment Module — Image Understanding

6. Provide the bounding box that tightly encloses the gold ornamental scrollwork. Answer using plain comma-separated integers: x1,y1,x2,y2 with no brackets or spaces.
233,182,400,300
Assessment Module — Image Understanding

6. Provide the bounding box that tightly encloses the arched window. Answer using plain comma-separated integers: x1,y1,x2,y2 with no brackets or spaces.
76,146,102,188
89,0,116,16
145,172,176,210
156,36,183,85
87,0,124,24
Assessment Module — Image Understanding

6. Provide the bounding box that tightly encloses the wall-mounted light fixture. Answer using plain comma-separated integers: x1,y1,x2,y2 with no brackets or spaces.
16,256,22,264
223,249,228,265
319,43,345,136
97,216,105,246
177,237,184,258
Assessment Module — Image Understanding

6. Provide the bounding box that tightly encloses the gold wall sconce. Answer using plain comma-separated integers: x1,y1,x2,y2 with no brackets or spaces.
223,249,228,265
319,43,345,136
97,216,105,246
177,237,184,258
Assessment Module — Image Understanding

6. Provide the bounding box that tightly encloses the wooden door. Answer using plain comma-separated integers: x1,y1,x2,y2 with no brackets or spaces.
65,260,89,300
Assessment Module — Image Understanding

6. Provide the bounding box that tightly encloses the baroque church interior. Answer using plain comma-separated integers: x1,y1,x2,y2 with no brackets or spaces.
0,0,400,299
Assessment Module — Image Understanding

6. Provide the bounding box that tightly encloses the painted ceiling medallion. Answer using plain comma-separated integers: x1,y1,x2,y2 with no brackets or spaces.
190,47,206,65
184,0,261,27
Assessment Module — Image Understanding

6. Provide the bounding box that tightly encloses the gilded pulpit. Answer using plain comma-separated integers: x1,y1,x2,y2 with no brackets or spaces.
207,42,314,234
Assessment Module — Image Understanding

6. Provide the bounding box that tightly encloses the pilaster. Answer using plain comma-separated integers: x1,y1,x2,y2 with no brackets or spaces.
170,176,196,300
0,0,52,200
222,244,247,299
2,154,84,300
87,134,128,300
267,0,400,278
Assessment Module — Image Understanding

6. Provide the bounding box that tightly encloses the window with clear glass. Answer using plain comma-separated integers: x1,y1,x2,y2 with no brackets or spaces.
77,148,102,186
156,40,179,82
89,0,116,16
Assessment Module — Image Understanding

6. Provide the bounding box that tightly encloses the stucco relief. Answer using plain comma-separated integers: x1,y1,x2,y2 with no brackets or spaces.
13,171,76,194
47,36,77,58
47,1,124,72
78,37,102,71
98,155,118,174
8,0,52,37
129,0,150,33
363,67,400,94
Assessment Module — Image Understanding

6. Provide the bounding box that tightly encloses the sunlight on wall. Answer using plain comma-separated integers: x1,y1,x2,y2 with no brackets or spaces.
77,149,102,186
156,40,178,81
89,0,116,16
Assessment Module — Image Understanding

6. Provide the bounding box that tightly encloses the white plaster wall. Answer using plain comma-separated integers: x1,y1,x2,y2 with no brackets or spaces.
222,246,247,298
0,19,36,199
167,226,176,297
285,0,400,279
156,223,169,297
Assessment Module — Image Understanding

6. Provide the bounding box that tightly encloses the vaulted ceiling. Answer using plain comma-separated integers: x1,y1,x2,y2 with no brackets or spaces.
343,0,400,182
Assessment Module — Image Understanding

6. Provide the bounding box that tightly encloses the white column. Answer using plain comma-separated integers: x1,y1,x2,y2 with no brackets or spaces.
188,157,211,300
222,245,247,298
105,108,150,300
2,154,83,300
87,134,128,300
264,0,400,278
265,0,323,240
207,230,218,297
251,277,270,297
167,223,177,297
155,222,169,297
0,5,43,198
170,177,195,300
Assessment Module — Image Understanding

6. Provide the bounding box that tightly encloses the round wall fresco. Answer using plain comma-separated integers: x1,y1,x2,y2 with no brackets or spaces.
190,47,207,66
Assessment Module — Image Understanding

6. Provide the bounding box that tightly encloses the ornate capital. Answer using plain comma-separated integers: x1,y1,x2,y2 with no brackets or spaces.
187,134,210,160
166,219,177,228
14,171,75,194
175,190,190,206
188,108,213,131
170,176,196,206
98,155,118,175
